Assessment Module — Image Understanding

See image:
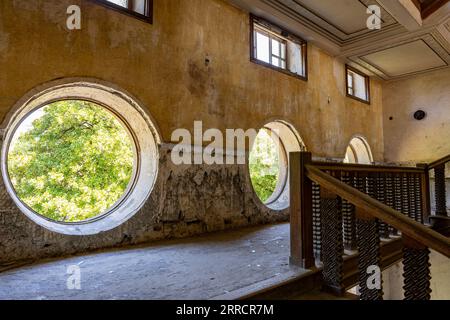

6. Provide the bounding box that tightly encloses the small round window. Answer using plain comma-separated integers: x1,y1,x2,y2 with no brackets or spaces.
249,121,304,211
7,100,136,223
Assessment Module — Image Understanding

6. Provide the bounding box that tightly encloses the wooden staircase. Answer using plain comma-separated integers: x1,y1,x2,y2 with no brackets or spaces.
231,237,402,300
265,152,450,300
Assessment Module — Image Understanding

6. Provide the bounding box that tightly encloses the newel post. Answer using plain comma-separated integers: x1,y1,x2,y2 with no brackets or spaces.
289,152,314,269
434,164,447,217
417,164,431,223
421,163,450,234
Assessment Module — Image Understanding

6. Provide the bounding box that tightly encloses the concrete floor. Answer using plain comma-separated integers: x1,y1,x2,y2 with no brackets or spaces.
0,223,306,300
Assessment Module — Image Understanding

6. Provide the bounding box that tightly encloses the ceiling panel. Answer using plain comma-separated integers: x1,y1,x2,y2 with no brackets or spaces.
294,0,371,34
361,40,447,77
227,0,450,79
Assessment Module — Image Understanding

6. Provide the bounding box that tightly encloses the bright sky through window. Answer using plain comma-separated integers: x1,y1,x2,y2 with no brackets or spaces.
347,67,370,103
252,17,307,79
107,0,128,7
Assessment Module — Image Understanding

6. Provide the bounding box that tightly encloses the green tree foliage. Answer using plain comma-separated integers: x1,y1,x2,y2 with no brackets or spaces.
249,129,281,203
8,100,134,222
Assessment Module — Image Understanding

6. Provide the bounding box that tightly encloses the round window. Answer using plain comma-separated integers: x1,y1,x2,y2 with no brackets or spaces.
249,128,287,204
1,80,160,235
248,121,304,211
7,100,136,223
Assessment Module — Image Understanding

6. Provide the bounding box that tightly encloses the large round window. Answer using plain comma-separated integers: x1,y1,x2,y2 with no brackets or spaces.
1,80,160,235
249,121,304,211
249,128,287,204
7,100,136,223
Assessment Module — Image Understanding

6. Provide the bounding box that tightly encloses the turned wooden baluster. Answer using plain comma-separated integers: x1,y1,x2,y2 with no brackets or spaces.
376,173,390,239
342,171,357,251
312,182,322,261
401,173,411,219
391,173,402,236
385,173,395,237
414,174,424,223
321,171,344,294
408,174,417,222
355,172,383,300
434,164,447,217
403,235,432,300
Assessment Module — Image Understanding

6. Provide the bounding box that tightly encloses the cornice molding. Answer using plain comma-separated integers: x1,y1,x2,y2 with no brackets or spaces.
228,0,450,80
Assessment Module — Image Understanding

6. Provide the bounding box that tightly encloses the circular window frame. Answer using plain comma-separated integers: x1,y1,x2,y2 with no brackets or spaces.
248,120,305,211
1,80,161,236
261,127,289,206
5,98,140,225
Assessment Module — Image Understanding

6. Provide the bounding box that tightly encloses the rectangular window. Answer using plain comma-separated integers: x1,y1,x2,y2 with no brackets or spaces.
346,65,370,104
251,15,307,80
90,0,153,23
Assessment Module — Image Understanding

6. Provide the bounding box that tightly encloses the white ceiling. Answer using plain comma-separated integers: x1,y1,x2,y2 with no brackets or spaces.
362,40,447,77
294,0,382,34
228,0,450,80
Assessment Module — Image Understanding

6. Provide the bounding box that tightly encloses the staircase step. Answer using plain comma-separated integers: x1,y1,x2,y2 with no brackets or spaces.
295,290,359,300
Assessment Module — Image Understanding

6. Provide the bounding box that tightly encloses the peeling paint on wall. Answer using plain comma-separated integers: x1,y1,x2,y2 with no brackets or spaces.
383,68,450,163
0,0,386,265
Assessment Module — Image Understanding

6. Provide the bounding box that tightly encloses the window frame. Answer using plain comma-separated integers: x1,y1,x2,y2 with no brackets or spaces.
345,65,371,105
1,79,161,236
250,15,308,81
89,0,153,24
253,127,289,206
5,98,139,225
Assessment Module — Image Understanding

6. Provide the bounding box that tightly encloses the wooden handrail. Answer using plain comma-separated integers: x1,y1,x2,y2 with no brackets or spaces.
429,154,450,170
305,164,450,258
311,161,425,174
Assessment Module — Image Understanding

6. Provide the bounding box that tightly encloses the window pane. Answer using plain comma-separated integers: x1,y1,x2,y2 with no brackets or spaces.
256,32,270,64
252,19,307,78
287,42,304,76
348,70,368,101
281,43,286,59
272,39,280,57
7,100,135,223
347,73,354,95
107,0,128,8
133,0,146,15
347,74,353,86
272,57,280,67
249,129,282,203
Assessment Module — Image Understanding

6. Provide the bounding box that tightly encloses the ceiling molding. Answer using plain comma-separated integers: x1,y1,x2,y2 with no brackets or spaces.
352,35,449,80
227,0,450,80
377,0,422,31
259,0,401,45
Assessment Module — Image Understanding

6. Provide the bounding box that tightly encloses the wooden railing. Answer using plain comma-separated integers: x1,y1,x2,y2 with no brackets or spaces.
290,152,450,300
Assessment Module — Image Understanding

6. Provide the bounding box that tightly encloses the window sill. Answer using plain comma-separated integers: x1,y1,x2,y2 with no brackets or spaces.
250,58,308,82
88,0,153,24
346,93,371,105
